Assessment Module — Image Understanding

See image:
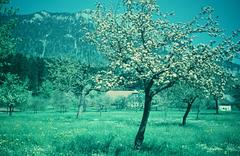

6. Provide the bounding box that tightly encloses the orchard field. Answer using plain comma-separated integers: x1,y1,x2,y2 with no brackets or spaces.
1,0,240,156
0,110,240,156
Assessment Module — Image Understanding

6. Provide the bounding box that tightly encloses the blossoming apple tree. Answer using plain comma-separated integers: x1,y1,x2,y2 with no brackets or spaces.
0,73,29,116
89,0,240,149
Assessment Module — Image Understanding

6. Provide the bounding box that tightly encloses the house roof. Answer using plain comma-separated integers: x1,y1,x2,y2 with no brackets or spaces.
106,90,138,99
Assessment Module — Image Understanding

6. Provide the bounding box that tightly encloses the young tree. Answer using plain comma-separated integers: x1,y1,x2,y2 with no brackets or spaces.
170,82,205,125
183,62,231,124
0,73,30,116
90,0,240,149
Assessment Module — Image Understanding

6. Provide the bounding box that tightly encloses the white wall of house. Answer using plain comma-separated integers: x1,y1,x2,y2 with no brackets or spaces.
219,105,231,111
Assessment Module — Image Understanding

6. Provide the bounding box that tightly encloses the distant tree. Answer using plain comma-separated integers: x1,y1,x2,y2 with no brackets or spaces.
87,91,112,116
47,57,98,118
151,89,171,111
28,56,46,95
209,71,233,114
50,90,71,113
114,97,127,110
28,95,46,113
172,62,231,125
39,79,54,99
0,73,30,116
170,82,204,125
90,0,240,149
230,74,240,109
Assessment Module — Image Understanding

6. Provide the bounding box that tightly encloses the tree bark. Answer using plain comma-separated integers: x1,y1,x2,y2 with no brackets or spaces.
9,104,13,116
134,91,152,150
196,105,200,120
76,94,83,118
182,102,192,126
214,97,219,114
76,105,81,118
82,97,87,112
182,97,197,126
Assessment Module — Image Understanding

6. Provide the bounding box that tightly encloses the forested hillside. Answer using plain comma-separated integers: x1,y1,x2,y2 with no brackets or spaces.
5,10,103,64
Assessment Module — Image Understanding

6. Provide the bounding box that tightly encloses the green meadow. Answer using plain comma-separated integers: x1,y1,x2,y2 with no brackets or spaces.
1,0,240,156
0,110,239,156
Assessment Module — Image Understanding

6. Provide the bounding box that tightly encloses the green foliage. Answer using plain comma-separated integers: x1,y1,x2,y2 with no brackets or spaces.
28,56,46,95
46,57,95,96
49,90,77,112
39,79,54,98
0,20,16,59
0,0,17,61
229,74,240,109
0,54,46,96
113,97,128,110
0,73,30,109
0,0,17,15
28,96,47,113
87,91,112,111
91,1,239,95
169,83,200,106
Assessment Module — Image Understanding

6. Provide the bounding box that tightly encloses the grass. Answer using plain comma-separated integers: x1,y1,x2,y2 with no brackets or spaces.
0,109,240,156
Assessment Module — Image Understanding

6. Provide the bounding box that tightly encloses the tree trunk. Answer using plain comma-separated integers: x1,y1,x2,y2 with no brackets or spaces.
182,96,198,126
214,97,219,114
134,92,152,150
196,105,200,120
76,95,82,118
34,105,37,114
82,97,87,112
76,105,81,118
9,104,13,116
182,102,192,126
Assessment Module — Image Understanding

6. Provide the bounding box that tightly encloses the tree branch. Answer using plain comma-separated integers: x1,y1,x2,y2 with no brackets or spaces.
152,80,176,96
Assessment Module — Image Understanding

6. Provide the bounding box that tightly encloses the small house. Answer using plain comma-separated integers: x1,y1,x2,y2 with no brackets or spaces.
219,105,231,112
106,90,138,99
106,90,140,109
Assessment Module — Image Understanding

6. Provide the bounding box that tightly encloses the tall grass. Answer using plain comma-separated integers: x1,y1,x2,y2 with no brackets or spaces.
0,110,239,155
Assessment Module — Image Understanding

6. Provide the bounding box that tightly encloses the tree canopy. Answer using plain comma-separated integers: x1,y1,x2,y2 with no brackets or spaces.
0,73,29,115
90,0,240,149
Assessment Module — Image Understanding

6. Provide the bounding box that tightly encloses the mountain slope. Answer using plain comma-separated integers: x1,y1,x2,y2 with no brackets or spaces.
12,10,102,63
